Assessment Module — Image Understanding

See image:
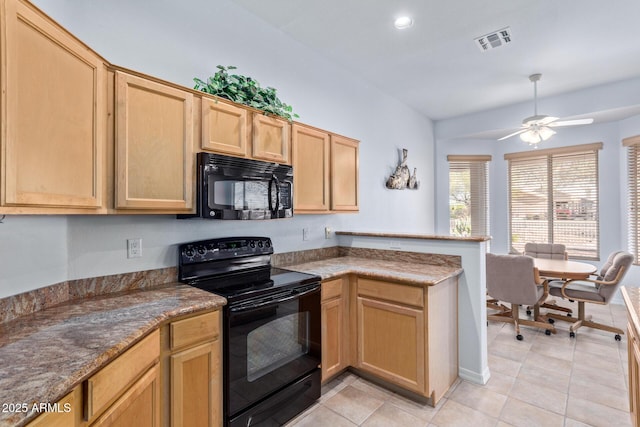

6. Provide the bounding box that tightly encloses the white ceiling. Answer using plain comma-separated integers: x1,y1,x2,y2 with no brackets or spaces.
229,0,640,121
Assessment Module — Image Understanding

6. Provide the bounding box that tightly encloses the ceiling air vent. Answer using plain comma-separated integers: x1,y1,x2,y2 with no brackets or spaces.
474,27,512,52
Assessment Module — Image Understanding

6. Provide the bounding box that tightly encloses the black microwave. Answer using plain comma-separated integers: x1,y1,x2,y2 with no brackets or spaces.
180,152,293,220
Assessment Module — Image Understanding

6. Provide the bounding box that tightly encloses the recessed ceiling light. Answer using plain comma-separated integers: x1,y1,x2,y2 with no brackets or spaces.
394,16,413,30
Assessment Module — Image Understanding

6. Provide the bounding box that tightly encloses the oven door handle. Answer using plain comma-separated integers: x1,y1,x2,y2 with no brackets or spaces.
229,285,319,313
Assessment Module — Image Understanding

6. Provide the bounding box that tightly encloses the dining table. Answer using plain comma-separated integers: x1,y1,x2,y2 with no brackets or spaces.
533,258,597,280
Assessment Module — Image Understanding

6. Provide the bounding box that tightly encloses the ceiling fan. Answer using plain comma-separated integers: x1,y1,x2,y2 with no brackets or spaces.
498,73,594,145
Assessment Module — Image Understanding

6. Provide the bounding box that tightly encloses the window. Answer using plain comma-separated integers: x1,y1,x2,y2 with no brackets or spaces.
625,135,640,265
448,155,491,237
506,143,602,259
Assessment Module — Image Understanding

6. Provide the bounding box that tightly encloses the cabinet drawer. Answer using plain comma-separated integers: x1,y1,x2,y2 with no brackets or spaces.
85,329,159,420
357,278,424,308
170,311,219,350
322,278,343,301
27,387,79,427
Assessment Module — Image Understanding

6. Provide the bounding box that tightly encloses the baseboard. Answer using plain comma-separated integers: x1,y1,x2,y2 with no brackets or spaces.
459,365,491,385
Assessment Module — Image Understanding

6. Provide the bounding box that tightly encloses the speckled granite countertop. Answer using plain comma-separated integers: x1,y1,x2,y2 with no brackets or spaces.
286,256,463,285
622,286,640,334
0,283,225,427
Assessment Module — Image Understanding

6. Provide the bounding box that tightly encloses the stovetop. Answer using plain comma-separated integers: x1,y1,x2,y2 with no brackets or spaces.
186,267,320,303
178,237,321,303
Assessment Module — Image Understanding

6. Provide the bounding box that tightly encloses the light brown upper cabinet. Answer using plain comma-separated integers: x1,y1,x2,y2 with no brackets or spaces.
292,124,330,212
292,124,359,214
1,0,106,212
252,114,290,164
201,97,249,157
330,135,359,211
114,71,194,211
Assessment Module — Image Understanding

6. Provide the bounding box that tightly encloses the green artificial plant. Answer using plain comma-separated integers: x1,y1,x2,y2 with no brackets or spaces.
194,65,298,121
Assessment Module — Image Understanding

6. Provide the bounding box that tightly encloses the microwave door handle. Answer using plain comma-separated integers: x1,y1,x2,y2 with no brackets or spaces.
269,175,280,214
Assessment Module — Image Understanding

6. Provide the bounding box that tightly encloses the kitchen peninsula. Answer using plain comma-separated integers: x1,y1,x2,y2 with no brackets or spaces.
0,232,485,426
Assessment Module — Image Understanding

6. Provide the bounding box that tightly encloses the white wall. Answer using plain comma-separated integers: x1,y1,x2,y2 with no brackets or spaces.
435,79,640,300
0,216,68,297
0,0,435,298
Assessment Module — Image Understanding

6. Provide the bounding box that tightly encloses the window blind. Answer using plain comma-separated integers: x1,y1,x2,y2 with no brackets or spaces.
624,135,640,265
505,143,601,259
448,155,491,237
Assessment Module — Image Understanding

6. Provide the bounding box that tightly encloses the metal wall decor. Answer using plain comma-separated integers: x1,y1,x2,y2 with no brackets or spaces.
386,148,419,190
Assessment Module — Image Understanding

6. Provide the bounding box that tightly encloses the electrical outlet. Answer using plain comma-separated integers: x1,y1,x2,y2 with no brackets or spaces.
127,238,142,258
302,228,310,241
325,227,332,239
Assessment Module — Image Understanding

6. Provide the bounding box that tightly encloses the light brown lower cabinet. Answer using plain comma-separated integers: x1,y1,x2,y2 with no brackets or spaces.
321,277,349,382
163,310,222,427
354,277,458,405
26,310,222,427
90,364,160,427
85,330,160,426
319,275,458,406
26,386,83,427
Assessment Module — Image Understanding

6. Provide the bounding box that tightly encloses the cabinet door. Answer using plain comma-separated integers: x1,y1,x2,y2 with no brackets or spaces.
292,124,330,212
330,135,359,211
252,114,290,164
171,340,221,427
322,296,344,382
91,364,160,427
115,71,193,211
356,296,425,394
201,97,248,156
2,0,105,209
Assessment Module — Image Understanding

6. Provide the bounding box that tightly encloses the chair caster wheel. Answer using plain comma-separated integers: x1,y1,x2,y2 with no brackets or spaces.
545,329,552,336
526,310,532,315
516,334,523,341
569,332,576,338
615,334,622,341
548,318,555,324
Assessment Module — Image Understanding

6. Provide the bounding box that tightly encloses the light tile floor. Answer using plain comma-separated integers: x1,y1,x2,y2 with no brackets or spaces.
286,301,631,427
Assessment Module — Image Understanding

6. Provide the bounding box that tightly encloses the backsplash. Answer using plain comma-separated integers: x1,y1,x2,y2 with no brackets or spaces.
272,246,340,266
0,267,177,325
273,246,461,268
338,247,462,267
1,246,461,324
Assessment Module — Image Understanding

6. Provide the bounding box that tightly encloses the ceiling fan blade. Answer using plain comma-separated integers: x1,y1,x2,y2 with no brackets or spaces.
498,128,527,141
539,116,559,125
548,118,594,127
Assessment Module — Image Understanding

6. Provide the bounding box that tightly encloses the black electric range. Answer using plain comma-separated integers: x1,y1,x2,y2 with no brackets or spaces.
178,237,322,427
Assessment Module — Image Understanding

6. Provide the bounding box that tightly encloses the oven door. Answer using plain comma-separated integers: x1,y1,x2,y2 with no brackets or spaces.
225,284,321,420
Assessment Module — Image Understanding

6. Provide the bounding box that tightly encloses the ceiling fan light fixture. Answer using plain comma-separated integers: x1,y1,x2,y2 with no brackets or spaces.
519,126,555,145
538,126,556,140
394,16,413,29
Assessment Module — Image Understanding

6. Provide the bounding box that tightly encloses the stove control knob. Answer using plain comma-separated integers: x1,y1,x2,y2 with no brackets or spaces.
249,241,256,248
184,248,195,258
257,241,264,248
265,240,271,248
197,246,206,255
